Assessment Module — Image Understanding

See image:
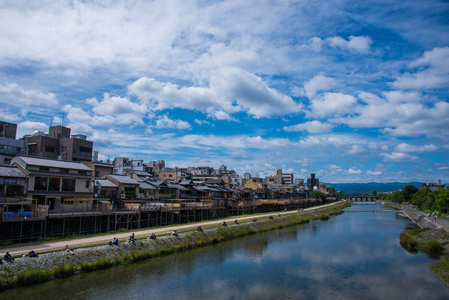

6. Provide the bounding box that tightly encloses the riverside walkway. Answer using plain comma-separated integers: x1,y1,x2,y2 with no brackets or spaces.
2,202,344,257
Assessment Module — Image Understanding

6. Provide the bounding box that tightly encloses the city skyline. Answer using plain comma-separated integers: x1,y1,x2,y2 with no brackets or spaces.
0,1,448,183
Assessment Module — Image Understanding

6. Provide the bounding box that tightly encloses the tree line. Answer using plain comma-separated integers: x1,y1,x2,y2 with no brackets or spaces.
379,185,449,213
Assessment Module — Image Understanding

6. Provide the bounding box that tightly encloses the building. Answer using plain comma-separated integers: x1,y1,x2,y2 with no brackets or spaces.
0,121,17,139
0,137,27,165
295,178,304,186
105,174,140,200
83,161,114,178
0,165,28,196
11,156,94,211
154,168,182,182
0,121,27,165
244,177,266,191
307,173,319,190
26,125,93,162
266,169,294,185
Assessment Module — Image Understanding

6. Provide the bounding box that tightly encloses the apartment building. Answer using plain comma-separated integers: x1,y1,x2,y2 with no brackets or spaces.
26,125,93,162
11,156,94,211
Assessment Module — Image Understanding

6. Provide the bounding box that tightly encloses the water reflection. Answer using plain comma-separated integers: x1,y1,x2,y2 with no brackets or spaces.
1,204,449,300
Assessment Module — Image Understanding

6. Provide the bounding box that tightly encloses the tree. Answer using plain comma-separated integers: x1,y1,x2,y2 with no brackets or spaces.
371,189,377,195
312,191,326,201
411,188,431,208
402,185,419,203
392,191,404,203
436,188,449,213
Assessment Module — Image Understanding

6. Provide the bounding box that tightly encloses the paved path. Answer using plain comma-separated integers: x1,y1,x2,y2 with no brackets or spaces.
2,202,343,257
404,205,449,231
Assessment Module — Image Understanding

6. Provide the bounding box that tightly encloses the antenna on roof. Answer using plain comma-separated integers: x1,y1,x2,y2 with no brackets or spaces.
62,113,65,126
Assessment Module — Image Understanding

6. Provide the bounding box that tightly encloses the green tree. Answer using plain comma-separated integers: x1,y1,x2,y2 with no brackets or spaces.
312,191,326,201
371,189,377,195
436,188,449,213
402,185,419,202
411,188,432,208
392,191,404,203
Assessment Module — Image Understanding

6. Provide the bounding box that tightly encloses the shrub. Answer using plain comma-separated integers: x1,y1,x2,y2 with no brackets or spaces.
421,239,443,255
319,215,330,221
399,231,418,250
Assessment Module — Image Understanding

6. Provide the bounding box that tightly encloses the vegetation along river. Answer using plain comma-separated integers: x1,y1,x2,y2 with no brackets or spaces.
2,203,449,299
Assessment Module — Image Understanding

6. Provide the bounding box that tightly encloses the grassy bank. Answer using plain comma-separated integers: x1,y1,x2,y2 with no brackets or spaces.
0,202,350,291
399,224,449,288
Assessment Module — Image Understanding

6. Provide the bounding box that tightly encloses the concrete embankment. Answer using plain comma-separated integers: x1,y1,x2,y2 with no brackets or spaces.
0,202,350,291
382,202,443,230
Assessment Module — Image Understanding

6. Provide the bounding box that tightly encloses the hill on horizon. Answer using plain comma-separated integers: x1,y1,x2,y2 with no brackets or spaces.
329,182,422,195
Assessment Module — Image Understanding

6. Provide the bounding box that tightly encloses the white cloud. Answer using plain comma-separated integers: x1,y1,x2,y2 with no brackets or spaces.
294,158,310,167
0,109,20,122
17,121,48,137
367,171,382,176
0,83,57,107
393,47,449,90
303,74,338,98
347,145,367,155
326,35,372,54
154,115,191,130
194,119,210,125
347,168,362,174
310,92,357,118
129,68,301,119
381,152,420,162
395,143,438,153
283,120,333,134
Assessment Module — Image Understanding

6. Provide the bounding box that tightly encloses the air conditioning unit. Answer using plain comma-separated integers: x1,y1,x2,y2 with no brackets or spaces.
121,194,126,199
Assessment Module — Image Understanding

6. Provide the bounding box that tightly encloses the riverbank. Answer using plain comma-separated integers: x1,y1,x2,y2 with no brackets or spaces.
0,201,350,291
382,201,449,288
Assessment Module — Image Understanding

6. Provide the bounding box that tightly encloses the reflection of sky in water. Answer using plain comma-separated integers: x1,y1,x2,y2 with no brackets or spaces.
2,204,449,300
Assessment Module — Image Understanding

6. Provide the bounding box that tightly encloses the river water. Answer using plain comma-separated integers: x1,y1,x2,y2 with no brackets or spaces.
2,203,449,299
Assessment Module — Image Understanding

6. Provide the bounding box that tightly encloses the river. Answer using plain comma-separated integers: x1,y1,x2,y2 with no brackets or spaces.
2,203,449,299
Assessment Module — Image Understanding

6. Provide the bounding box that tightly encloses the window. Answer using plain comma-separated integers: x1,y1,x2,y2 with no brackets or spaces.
79,146,91,157
39,167,50,171
62,178,76,192
85,180,90,188
60,169,69,173
48,178,60,191
34,177,48,190
45,146,56,153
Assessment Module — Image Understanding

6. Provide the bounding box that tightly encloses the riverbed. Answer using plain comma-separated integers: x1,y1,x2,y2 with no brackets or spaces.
1,203,448,299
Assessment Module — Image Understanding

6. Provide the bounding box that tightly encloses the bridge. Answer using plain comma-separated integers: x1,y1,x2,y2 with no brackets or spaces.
339,196,381,202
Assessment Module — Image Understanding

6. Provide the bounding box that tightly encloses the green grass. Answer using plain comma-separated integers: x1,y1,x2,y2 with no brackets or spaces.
430,256,449,287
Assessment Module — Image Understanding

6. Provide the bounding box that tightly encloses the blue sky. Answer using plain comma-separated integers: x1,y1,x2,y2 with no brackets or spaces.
0,0,448,183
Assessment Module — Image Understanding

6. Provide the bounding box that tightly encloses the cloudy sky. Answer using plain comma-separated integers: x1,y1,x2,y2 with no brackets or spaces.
1,0,448,183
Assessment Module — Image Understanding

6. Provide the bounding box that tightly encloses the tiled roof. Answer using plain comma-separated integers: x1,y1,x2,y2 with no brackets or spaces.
0,166,28,178
107,174,140,184
139,182,157,190
95,179,118,188
15,156,92,171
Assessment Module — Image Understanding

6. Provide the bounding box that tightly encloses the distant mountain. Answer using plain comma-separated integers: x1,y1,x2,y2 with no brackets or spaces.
329,182,421,195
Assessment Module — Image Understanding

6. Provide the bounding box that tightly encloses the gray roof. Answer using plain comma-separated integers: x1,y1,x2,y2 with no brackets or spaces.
133,170,152,177
107,174,140,185
95,179,118,188
14,156,92,171
166,184,189,191
139,182,157,190
0,166,28,178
